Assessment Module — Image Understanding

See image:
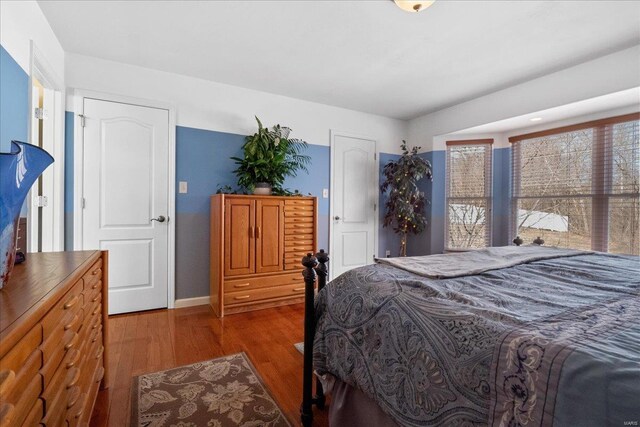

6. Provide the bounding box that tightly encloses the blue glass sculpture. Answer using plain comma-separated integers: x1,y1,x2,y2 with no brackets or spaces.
1,141,54,288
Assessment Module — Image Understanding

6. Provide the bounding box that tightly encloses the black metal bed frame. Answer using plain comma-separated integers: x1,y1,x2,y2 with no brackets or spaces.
300,249,329,427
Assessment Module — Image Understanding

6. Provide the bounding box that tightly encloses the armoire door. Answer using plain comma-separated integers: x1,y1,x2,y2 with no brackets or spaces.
224,198,255,276
255,199,284,273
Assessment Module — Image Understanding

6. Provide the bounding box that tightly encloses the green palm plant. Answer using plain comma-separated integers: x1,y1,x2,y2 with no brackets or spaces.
231,117,310,194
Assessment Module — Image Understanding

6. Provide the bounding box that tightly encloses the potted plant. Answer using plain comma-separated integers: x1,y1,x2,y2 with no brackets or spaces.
380,141,433,256
231,117,310,195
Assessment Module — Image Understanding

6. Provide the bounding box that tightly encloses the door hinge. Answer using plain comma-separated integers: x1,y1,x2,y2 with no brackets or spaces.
374,152,377,161
34,107,47,120
81,197,86,209
33,195,48,207
374,203,377,212
78,114,86,127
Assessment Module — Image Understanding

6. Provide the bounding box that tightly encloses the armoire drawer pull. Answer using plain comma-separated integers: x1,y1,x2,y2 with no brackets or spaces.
64,295,80,310
234,295,250,300
234,283,250,288
0,370,16,397
293,287,305,292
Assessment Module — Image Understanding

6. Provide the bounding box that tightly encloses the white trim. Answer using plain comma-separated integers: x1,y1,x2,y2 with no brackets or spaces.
71,88,177,309
28,40,65,252
173,296,210,309
329,130,379,281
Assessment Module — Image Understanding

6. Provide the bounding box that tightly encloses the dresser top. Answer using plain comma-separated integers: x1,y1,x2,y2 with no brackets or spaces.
0,251,101,335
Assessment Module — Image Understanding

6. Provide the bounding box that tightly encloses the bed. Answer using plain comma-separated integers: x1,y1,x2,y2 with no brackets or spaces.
300,246,640,426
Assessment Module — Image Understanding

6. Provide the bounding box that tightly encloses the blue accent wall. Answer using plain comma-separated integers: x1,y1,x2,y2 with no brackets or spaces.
64,112,74,250
412,150,445,255
0,45,29,154
492,147,512,246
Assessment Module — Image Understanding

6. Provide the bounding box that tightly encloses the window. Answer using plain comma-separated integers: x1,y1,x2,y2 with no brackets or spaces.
510,113,639,255
445,139,493,250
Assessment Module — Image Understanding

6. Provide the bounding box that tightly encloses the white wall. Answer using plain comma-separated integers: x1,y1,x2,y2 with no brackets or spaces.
0,0,64,80
409,45,640,152
65,53,408,153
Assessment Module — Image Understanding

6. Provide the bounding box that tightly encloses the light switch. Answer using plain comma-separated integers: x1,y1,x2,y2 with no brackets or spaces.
322,188,329,198
179,181,188,193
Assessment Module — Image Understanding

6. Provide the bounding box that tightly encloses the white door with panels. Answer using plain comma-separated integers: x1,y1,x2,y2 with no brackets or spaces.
331,133,377,279
82,98,169,314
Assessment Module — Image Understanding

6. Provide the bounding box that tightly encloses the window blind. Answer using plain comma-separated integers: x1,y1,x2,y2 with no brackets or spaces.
510,113,639,255
445,140,493,250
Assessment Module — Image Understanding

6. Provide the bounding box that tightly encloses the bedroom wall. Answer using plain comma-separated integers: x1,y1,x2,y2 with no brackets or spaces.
64,53,408,300
0,0,65,152
409,44,640,254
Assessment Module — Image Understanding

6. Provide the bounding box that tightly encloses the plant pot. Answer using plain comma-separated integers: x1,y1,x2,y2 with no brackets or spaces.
253,183,272,195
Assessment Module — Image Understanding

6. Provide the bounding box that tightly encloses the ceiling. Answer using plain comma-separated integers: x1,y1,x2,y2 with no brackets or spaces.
39,1,640,120
452,88,640,135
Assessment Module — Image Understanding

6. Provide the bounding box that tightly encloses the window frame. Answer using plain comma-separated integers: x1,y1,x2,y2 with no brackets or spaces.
445,139,494,251
509,112,640,252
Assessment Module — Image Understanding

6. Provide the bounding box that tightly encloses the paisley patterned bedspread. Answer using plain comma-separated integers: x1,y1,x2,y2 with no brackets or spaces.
313,252,640,426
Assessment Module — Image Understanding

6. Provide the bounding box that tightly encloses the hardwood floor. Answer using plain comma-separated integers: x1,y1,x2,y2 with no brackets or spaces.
90,303,328,426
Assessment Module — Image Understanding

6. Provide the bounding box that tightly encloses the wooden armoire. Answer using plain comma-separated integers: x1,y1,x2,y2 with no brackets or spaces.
210,194,317,316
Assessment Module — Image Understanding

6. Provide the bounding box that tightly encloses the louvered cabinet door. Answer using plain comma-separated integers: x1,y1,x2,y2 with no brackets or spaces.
256,200,285,274
283,199,316,270
224,199,256,276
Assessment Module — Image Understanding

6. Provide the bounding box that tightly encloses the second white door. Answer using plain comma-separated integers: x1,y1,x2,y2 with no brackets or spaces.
82,98,169,314
331,133,377,279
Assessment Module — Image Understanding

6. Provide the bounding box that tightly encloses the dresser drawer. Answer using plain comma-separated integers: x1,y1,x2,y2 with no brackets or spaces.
41,328,79,389
82,259,103,292
225,282,306,306
42,279,83,338
20,398,43,427
0,374,41,427
224,272,303,293
42,337,79,408
0,327,41,401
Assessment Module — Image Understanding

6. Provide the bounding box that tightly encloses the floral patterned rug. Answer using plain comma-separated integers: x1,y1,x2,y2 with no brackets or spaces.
131,352,291,427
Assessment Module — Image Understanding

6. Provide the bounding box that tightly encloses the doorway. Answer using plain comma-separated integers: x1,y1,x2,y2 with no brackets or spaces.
75,93,175,314
330,131,378,279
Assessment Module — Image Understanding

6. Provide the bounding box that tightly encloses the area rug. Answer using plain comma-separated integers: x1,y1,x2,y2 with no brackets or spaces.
294,342,304,354
131,352,291,427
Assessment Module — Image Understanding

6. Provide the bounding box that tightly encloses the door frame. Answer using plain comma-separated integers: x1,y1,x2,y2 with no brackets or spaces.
28,41,65,252
329,130,379,280
71,89,177,309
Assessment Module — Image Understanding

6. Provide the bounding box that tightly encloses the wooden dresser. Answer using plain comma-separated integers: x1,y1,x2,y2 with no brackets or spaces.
0,251,108,427
210,195,317,316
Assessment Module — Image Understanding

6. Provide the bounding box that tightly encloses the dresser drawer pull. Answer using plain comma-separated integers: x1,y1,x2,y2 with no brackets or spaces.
0,402,14,427
95,366,105,383
0,370,15,398
66,367,81,388
234,295,250,300
92,280,101,290
92,267,101,276
65,333,79,351
233,283,250,288
64,314,79,331
66,349,81,369
293,287,305,292
92,333,100,343
95,346,105,359
91,294,101,303
92,305,101,316
67,386,81,408
92,321,100,330
64,295,80,310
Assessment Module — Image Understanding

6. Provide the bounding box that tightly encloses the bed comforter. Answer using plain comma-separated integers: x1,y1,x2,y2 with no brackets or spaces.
313,250,640,426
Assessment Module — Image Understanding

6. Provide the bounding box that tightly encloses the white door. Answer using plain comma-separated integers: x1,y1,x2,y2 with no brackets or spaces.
331,133,377,279
82,98,169,314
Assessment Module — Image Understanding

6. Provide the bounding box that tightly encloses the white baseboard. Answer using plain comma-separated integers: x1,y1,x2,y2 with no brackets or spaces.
174,296,210,309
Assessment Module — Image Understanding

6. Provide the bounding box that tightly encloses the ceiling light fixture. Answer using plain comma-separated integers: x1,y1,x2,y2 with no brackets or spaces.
393,0,435,13
530,117,542,122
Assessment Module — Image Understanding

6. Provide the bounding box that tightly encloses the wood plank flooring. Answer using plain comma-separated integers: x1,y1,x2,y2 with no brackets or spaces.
90,303,328,426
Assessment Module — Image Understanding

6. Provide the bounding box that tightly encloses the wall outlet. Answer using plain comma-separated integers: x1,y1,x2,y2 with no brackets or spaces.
179,181,188,193
385,249,391,258
322,188,329,198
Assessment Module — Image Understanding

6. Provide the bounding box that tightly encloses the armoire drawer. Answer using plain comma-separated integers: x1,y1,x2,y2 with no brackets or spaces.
225,282,306,306
224,272,303,293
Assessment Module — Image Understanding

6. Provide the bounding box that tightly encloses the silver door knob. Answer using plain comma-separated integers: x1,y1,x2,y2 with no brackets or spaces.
151,215,166,223
334,216,341,220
